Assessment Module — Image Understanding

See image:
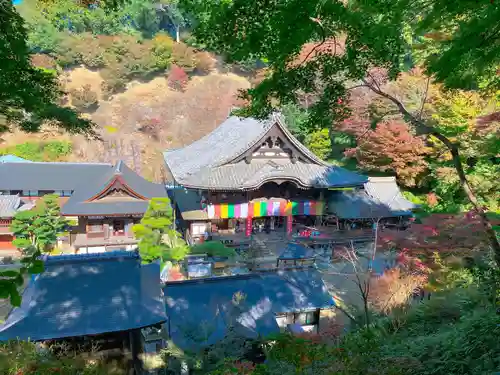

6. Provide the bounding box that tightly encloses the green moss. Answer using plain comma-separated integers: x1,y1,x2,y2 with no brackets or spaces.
0,141,73,162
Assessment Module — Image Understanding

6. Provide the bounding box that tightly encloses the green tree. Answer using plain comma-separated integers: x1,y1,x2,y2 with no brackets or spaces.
1,2,95,135
133,197,190,263
1,194,68,306
181,0,500,264
0,340,127,375
280,102,309,142
305,128,331,160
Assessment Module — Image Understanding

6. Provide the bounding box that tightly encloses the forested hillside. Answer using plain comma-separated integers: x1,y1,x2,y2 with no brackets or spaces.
1,0,497,213
3,0,251,180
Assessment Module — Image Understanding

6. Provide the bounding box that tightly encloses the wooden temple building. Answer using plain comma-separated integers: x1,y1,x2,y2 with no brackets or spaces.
163,113,408,245
60,160,168,253
0,160,167,255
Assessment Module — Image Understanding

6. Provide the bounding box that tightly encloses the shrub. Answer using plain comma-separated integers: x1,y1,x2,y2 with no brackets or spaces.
54,35,81,67
30,54,57,70
43,141,73,160
100,64,130,98
0,340,127,375
0,141,73,162
10,142,44,161
123,41,157,78
190,241,236,258
195,51,215,74
152,32,175,70
72,33,106,69
166,65,188,92
305,128,332,160
172,42,197,72
70,84,99,111
25,17,64,53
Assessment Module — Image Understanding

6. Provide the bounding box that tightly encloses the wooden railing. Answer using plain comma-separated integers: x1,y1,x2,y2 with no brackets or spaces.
0,219,12,227
0,219,12,234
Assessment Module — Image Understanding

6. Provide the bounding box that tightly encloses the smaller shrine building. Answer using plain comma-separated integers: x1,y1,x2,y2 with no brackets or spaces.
0,160,167,255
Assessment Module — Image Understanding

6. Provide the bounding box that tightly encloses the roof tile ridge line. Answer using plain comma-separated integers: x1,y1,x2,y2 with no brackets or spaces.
367,176,397,184
273,113,329,167
164,273,261,286
212,116,274,168
115,160,124,174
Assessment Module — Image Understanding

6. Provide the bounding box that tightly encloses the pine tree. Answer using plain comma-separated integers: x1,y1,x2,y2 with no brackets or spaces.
133,197,190,263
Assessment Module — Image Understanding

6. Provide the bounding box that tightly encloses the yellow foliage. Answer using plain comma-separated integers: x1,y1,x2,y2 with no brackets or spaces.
104,125,118,134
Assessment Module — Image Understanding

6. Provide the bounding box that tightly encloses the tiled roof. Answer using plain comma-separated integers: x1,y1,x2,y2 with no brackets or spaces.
0,195,34,218
327,177,416,219
61,161,167,216
365,177,417,214
0,161,112,191
177,159,367,190
164,267,335,352
164,114,367,190
0,195,21,218
0,251,166,342
327,190,395,219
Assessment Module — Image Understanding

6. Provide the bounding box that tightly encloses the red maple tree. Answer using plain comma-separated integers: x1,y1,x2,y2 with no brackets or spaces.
167,64,189,92
344,120,430,187
380,212,499,263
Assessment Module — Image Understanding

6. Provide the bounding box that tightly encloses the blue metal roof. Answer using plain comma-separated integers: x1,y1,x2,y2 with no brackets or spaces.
0,251,166,342
164,268,335,352
277,243,315,260
327,177,416,219
0,155,30,163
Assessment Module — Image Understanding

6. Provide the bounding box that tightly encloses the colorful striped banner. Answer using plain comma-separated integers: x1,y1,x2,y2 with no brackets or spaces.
206,200,324,219
240,203,248,218
260,201,267,217
221,204,229,218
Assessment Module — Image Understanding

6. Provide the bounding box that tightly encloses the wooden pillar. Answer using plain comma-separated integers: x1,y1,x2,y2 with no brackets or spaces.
245,217,252,237
316,190,325,227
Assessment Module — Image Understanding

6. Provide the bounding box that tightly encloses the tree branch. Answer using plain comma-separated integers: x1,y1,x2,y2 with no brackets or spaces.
363,78,500,264
299,17,327,66
418,76,431,120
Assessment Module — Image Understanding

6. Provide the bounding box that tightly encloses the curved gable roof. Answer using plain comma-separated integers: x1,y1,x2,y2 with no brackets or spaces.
164,114,367,190
61,161,167,216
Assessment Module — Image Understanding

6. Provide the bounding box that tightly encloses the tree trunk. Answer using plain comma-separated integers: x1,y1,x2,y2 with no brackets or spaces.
365,81,500,267
176,25,180,43
439,139,500,267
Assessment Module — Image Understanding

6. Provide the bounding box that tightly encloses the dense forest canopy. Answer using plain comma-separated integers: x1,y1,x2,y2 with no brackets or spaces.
180,0,500,261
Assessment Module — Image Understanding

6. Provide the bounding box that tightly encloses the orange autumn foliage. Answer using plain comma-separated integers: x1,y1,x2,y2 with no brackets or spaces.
369,268,427,314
